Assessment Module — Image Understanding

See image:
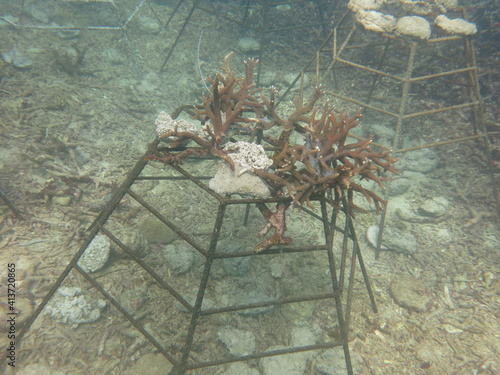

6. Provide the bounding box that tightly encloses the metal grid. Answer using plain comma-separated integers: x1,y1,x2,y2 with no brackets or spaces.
4,131,379,373
1,0,334,74
289,11,500,246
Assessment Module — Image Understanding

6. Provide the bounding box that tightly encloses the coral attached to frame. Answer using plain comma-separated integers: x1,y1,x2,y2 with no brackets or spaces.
148,55,398,252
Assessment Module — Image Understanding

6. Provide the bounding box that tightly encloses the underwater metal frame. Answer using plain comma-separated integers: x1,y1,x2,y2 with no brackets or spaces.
4,137,379,374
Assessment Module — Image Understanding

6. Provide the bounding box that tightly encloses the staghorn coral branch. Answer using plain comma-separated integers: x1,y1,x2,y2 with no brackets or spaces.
149,56,399,252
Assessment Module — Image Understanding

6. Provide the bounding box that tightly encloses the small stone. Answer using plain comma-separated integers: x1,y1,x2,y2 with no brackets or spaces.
435,0,459,11
282,72,310,87
111,229,150,259
260,345,309,375
281,301,315,325
139,216,178,244
218,327,256,356
275,4,292,11
398,148,438,173
222,245,252,276
418,197,449,217
388,177,411,196
78,235,110,273
51,23,80,39
123,353,173,375
383,226,418,254
236,290,275,316
136,16,161,34
1,50,33,69
52,196,72,206
161,242,195,275
389,275,431,312
102,48,125,65
237,37,261,52
28,3,50,24
315,348,350,375
270,259,284,279
291,326,317,346
348,0,384,13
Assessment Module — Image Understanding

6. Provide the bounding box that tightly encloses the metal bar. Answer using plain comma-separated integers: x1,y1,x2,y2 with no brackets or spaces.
200,292,338,316
393,41,417,149
74,265,179,366
410,66,476,82
394,134,487,153
365,38,392,106
175,202,227,374
403,101,481,119
101,227,195,312
126,188,209,258
0,140,158,369
335,57,407,82
0,188,23,219
320,197,354,375
343,194,378,314
325,91,399,118
159,0,200,73
187,342,342,370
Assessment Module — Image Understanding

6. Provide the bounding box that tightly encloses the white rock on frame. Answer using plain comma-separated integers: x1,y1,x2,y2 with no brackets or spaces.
435,15,477,35
355,10,396,34
396,16,432,40
155,111,205,139
435,0,459,11
209,142,272,198
209,163,271,198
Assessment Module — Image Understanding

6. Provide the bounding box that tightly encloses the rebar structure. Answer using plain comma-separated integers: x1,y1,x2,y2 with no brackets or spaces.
296,10,500,247
3,128,380,373
1,0,334,75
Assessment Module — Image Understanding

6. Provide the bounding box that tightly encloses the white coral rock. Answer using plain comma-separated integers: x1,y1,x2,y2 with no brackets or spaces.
355,10,396,33
223,141,273,173
208,141,272,198
348,0,384,13
155,111,203,138
396,16,432,39
435,15,477,35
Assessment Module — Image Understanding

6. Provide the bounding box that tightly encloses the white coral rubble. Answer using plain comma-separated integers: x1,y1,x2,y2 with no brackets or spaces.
355,10,396,33
435,15,477,35
396,16,432,39
155,111,205,139
223,141,273,173
208,141,273,198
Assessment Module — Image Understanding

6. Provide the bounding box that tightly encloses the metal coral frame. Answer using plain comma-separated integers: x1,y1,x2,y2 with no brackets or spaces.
289,11,500,252
4,134,378,374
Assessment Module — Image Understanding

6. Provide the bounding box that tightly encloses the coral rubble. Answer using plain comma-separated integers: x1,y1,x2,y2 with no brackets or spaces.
149,56,398,252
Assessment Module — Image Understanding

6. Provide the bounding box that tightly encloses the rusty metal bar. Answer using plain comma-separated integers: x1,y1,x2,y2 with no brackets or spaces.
0,140,158,369
0,188,23,219
174,202,227,374
100,226,195,312
74,265,179,366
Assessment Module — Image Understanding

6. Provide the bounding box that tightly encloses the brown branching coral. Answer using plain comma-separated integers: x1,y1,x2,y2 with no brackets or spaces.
149,53,264,169
148,57,398,252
